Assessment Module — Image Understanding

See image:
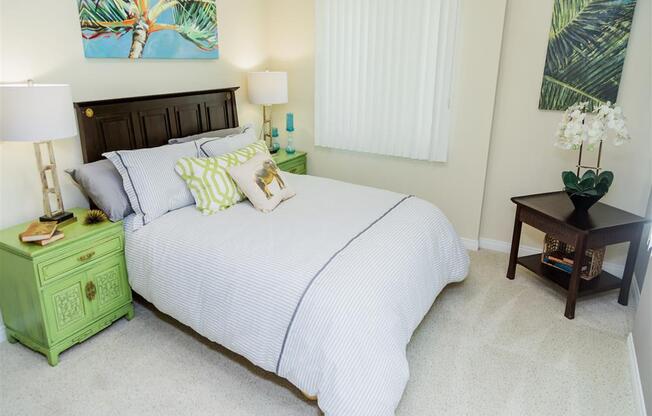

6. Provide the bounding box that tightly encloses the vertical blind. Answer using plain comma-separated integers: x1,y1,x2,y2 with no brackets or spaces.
315,0,459,162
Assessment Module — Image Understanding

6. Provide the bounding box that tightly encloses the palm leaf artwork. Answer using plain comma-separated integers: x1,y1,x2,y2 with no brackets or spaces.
539,0,637,110
77,0,219,59
172,1,218,51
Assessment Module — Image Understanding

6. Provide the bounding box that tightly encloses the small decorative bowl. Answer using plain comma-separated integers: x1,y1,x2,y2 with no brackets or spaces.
566,192,603,212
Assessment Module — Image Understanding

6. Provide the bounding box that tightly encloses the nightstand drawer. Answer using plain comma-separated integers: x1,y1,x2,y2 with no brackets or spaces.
279,157,307,175
38,233,123,285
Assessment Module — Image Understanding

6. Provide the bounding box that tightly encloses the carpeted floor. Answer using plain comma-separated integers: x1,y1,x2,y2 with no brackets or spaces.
0,250,637,416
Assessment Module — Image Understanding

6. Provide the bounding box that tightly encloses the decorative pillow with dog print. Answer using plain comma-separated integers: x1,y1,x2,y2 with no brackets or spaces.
175,140,270,215
227,152,296,213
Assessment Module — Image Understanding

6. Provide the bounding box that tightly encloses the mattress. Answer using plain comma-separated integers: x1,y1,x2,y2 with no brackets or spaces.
124,173,469,416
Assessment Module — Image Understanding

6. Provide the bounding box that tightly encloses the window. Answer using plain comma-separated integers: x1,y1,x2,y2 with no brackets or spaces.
315,0,460,162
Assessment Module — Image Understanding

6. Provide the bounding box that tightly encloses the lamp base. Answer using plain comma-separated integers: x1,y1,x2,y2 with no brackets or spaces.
40,211,75,224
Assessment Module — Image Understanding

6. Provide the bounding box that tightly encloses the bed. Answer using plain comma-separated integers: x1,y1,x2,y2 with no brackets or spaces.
75,89,470,416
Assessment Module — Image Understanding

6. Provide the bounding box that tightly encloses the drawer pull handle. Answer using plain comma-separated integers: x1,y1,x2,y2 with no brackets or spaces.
85,281,97,301
78,251,96,262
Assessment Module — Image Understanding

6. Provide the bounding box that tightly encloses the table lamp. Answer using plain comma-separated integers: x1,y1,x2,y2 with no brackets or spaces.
0,81,78,223
247,71,288,153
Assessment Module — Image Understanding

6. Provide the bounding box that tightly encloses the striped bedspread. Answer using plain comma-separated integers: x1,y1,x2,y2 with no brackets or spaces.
124,174,469,416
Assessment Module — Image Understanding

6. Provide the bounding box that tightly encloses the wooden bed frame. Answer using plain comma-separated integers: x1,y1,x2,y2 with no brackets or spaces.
74,87,240,164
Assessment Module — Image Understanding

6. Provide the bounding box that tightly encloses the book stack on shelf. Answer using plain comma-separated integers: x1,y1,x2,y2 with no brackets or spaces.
541,234,605,281
19,221,64,246
542,253,586,274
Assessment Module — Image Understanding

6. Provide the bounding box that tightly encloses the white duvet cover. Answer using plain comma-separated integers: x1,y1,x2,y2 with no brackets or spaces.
124,174,469,416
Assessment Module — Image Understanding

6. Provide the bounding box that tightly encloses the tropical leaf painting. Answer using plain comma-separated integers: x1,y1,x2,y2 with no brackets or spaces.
539,0,637,110
78,0,219,59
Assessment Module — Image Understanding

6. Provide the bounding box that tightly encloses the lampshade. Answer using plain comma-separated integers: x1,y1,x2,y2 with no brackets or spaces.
0,83,78,142
247,72,288,105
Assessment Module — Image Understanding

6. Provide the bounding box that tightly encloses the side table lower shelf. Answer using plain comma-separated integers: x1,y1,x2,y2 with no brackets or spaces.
508,192,648,319
517,254,622,298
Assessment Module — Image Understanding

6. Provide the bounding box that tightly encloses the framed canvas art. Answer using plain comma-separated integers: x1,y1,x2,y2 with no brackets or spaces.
539,0,637,110
78,0,219,59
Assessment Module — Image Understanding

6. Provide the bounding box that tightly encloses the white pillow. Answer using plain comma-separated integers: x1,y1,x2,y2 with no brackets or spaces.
104,141,197,230
227,152,295,213
196,126,257,157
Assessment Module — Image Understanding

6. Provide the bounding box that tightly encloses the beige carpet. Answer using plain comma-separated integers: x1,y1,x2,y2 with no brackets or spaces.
0,250,637,416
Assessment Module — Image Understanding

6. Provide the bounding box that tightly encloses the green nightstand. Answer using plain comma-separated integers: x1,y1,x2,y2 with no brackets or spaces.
273,149,307,175
0,208,133,366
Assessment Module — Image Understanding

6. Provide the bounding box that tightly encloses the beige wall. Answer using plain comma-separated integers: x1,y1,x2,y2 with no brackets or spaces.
266,0,650,259
0,0,268,229
266,0,508,242
481,0,652,264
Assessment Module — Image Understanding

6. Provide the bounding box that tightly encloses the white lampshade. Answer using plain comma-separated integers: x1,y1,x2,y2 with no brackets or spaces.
0,83,77,142
247,71,288,105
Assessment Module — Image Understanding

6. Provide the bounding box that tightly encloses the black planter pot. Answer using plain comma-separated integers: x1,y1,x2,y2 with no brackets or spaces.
566,191,603,212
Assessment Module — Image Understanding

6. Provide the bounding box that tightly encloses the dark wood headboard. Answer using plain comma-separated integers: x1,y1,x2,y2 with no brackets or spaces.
74,87,240,163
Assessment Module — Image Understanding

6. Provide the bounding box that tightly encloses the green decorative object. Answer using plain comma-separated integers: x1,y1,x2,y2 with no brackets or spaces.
0,208,134,366
272,149,307,175
562,170,614,210
539,0,637,110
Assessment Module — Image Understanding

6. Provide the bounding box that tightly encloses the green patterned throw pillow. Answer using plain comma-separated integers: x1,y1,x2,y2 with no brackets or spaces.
175,141,270,214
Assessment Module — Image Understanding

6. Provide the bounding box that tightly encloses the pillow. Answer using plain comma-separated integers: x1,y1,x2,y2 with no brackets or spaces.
168,124,250,145
227,152,295,213
196,126,257,157
103,141,197,230
66,159,133,222
175,140,270,215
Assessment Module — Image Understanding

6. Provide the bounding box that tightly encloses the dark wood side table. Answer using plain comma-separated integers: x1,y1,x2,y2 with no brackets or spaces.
507,192,649,319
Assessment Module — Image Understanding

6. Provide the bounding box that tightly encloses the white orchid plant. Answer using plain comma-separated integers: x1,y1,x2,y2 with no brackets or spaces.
555,102,630,202
555,101,630,150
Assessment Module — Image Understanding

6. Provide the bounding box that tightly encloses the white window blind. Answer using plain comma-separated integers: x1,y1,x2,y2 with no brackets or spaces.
315,0,459,162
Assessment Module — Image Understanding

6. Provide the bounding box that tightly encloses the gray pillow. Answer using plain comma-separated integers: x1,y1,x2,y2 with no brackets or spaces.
168,126,246,145
196,126,258,157
103,141,198,230
66,159,133,222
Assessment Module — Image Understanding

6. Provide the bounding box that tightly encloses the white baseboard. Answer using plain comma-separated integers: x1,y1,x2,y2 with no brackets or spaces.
477,237,626,279
479,237,538,257
628,333,648,416
461,238,479,251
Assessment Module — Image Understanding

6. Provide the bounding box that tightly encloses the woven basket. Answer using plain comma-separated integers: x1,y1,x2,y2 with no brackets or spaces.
541,234,605,280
